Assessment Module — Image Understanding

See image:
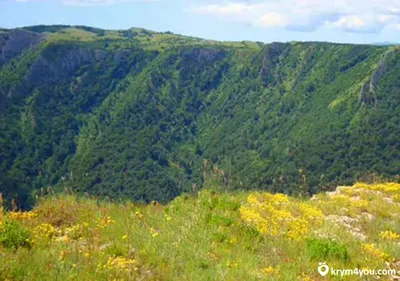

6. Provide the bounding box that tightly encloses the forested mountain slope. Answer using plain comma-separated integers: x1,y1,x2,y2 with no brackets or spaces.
0,26,399,208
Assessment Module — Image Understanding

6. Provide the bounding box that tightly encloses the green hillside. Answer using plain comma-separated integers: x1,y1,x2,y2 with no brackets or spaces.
0,25,399,208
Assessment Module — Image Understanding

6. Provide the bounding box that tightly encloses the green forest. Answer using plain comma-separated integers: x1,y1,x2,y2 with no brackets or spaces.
0,25,399,209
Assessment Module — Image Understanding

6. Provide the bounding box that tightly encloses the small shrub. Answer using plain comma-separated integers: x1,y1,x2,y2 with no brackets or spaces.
215,198,241,211
306,238,348,262
0,220,32,249
34,196,96,227
104,243,129,257
209,215,234,226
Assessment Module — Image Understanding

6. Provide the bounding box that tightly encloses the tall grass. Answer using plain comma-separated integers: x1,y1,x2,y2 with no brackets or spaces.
0,183,399,280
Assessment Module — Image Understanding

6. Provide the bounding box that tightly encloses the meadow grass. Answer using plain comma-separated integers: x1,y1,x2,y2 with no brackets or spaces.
1,183,400,280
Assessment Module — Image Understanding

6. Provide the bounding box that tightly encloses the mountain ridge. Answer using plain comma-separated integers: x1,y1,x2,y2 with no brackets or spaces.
3,24,397,46
0,25,399,209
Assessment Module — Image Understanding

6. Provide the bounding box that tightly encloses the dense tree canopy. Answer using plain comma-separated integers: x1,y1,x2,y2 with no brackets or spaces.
0,26,399,208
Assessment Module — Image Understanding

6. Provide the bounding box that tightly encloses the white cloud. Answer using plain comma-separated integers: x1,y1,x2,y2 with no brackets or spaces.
189,0,400,33
8,0,157,6
257,12,287,28
62,0,157,6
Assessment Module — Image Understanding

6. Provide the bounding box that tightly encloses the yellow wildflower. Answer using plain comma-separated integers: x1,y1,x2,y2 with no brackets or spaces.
261,266,279,277
351,199,368,209
149,228,159,237
105,256,136,272
97,216,115,229
226,260,239,268
33,223,55,239
362,243,391,261
379,230,400,241
299,203,323,220
287,218,309,241
241,192,322,240
65,224,87,240
354,182,400,194
272,193,289,204
134,211,143,219
247,193,260,205
8,211,37,221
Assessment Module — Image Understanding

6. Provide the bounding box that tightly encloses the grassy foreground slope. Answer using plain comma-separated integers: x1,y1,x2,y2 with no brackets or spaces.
1,182,400,280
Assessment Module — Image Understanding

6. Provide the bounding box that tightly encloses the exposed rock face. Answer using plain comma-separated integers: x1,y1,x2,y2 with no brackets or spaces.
94,49,107,61
7,46,108,100
27,47,96,82
0,29,44,67
180,47,226,63
114,49,131,63
325,214,367,241
360,62,385,106
259,43,287,85
0,43,111,103
360,52,390,106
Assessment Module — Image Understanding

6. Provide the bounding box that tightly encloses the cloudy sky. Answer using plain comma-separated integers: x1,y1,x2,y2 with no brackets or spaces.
1,0,400,44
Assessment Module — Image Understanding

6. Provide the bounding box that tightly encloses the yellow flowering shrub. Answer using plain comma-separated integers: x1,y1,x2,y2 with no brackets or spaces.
65,224,87,240
287,218,310,240
361,243,391,261
379,230,400,241
351,199,369,209
317,192,370,217
8,211,37,221
299,203,324,219
240,193,323,240
340,186,358,196
354,182,400,194
103,256,137,273
33,223,55,239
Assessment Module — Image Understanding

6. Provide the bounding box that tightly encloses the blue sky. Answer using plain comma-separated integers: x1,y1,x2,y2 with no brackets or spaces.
1,0,400,44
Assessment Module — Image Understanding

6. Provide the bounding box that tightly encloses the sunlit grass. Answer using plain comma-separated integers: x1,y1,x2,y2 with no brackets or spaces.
1,183,399,280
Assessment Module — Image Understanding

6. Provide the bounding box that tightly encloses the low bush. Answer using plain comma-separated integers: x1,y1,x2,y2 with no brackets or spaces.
306,238,349,262
0,220,32,249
